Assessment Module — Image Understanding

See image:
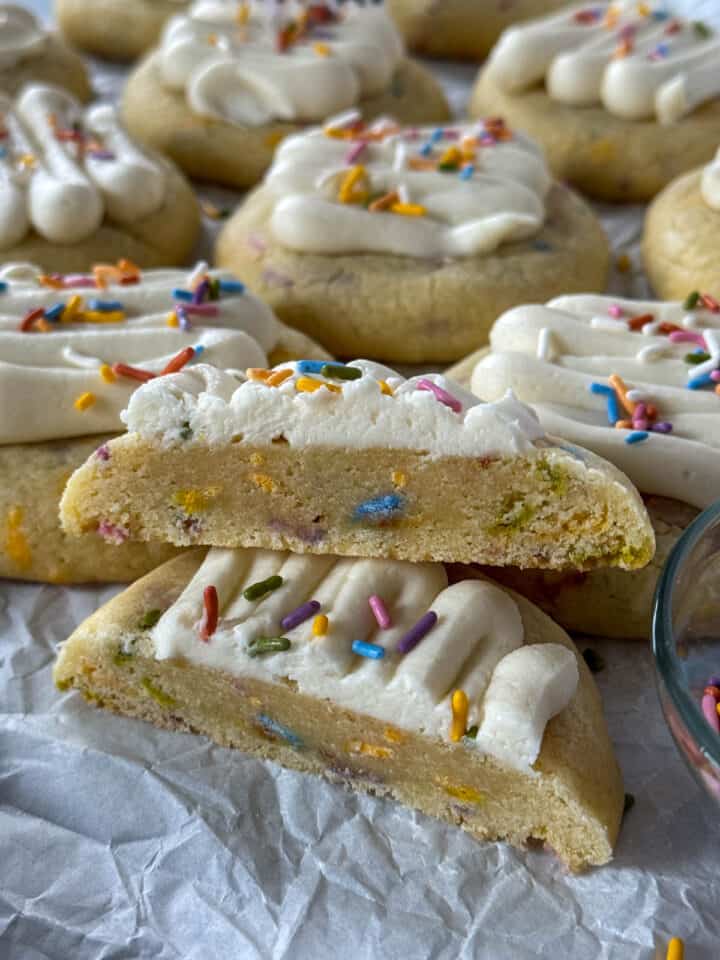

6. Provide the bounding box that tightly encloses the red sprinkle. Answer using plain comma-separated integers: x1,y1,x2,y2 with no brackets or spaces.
658,322,683,335
19,307,44,331
198,585,218,642
628,313,654,331
160,347,195,377
112,362,155,382
701,293,720,313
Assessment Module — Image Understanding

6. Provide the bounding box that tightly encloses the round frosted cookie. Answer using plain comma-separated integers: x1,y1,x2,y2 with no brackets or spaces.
643,153,720,301
121,2,450,189
0,5,90,101
386,0,568,60
0,261,330,584
56,0,186,61
0,84,200,272
470,4,720,202
469,292,720,638
215,119,609,363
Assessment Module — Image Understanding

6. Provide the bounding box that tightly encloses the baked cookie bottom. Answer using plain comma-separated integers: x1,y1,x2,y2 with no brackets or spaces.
60,435,654,571
1,331,329,584
121,54,451,189
470,69,720,203
2,33,91,101
386,0,568,60
0,154,200,273
53,549,624,871
56,0,183,61
642,167,720,301
215,182,609,363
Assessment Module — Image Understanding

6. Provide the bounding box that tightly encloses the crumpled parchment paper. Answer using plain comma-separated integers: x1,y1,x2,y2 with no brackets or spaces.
2,3,720,957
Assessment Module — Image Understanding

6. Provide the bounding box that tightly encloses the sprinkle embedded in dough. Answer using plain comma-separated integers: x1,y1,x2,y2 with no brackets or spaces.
4,506,31,569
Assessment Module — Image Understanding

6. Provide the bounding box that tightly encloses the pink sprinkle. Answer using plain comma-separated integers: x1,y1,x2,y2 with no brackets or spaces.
443,129,460,140
711,370,720,382
416,378,462,413
97,520,129,545
608,304,624,318
634,403,647,420
633,418,649,430
669,330,707,349
95,444,111,461
62,274,96,288
346,141,367,164
702,693,720,732
182,303,219,317
368,594,391,629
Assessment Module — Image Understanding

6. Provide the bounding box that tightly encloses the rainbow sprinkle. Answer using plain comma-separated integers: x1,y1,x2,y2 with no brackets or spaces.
352,639,385,660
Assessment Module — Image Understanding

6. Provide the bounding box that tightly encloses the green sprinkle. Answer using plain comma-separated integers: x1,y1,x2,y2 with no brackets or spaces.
320,363,362,381
138,608,162,630
683,290,700,309
623,792,635,814
208,277,220,300
179,420,193,441
141,677,177,708
464,725,479,740
247,636,291,658
55,677,72,692
438,162,458,172
243,574,283,602
686,351,710,365
582,648,605,674
693,20,711,37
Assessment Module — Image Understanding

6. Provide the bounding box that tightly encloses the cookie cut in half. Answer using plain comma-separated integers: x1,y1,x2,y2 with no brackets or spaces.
53,546,624,870
60,360,655,570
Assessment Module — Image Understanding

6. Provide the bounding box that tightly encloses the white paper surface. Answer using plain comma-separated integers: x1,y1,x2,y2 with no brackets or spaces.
3,3,720,957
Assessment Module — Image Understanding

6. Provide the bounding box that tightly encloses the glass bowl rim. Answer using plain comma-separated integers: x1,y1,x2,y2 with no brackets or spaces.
653,499,720,771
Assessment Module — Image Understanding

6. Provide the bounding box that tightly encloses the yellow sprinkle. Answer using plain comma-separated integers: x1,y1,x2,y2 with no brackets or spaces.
99,364,116,384
616,252,632,274
383,726,406,744
295,377,341,394
207,32,218,45
250,452,265,466
172,487,219,514
338,164,367,204
251,473,276,493
313,42,330,56
266,368,293,387
378,380,393,396
438,145,462,166
390,202,426,217
19,153,35,168
346,741,393,760
82,310,125,324
438,779,485,806
74,392,96,412
246,367,271,381
4,506,31,570
450,689,468,742
391,471,407,488
236,1,250,24
666,939,684,960
312,614,328,636
61,294,83,322
166,311,179,328
637,1,650,14
716,702,720,718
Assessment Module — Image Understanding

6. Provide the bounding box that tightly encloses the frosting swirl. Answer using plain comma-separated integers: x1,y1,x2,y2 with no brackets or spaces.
472,293,720,508
159,1,403,126
701,146,720,210
0,262,282,443
0,85,167,249
149,545,578,770
262,119,550,258
123,357,547,456
0,5,45,71
486,1,720,123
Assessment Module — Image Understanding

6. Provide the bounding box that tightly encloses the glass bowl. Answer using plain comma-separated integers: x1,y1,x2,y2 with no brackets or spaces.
653,500,720,806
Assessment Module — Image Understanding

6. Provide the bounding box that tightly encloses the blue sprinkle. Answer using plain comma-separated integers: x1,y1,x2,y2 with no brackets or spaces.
419,142,433,157
431,128,444,143
606,392,620,425
256,713,303,749
652,9,669,19
625,431,649,445
193,345,205,357
87,299,123,311
218,279,245,294
459,164,474,180
173,288,194,302
296,359,327,373
688,372,714,389
0,281,7,293
589,382,613,396
0,147,6,159
352,640,385,660
354,493,405,521
44,303,65,322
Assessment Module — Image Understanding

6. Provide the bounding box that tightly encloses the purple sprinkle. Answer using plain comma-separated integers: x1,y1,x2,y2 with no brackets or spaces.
397,611,437,655
651,422,673,433
175,305,192,331
95,443,111,461
88,150,116,161
345,141,367,164
97,520,129,544
280,600,320,631
709,675,720,687
192,278,209,304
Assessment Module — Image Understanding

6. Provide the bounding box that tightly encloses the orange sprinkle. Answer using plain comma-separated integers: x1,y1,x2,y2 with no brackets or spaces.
369,190,399,212
112,362,155,383
295,377,341,394
160,346,195,376
378,380,393,396
608,373,636,415
266,368,293,387
246,367,271,381
313,42,330,56
390,202,426,217
38,274,64,289
408,156,439,171
616,252,632,273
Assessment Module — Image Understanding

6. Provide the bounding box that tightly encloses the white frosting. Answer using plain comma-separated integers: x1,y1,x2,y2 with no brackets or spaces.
0,264,282,443
486,2,720,122
263,122,550,258
123,358,547,457
0,85,167,249
159,1,403,126
472,294,720,508
149,546,578,770
701,145,720,210
0,5,45,70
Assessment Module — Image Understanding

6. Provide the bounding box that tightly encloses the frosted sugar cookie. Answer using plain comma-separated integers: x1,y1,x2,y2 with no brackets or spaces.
54,546,624,870
386,0,568,60
60,359,654,570
121,0,450,188
0,5,90,100
56,0,188,61
0,84,200,271
643,148,720,301
469,292,720,637
470,3,720,201
0,260,330,583
215,118,609,362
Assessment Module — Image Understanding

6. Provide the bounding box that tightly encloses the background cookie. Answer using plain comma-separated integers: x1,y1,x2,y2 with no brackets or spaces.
56,0,186,61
